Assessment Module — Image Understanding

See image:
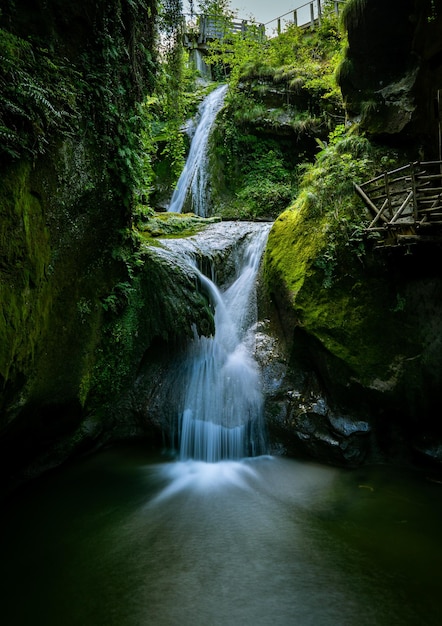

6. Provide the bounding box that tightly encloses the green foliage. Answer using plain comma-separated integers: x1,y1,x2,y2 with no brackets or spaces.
210,94,302,219
263,129,416,383
156,0,187,183
278,126,400,288
391,293,406,313
300,127,384,215
213,1,346,113
0,28,80,159
196,0,233,16
335,52,354,86
234,147,295,218
200,1,347,219
79,1,157,208
205,24,265,90
101,282,135,313
0,1,157,208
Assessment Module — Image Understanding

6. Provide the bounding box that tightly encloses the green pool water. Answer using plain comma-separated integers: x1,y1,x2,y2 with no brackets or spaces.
1,445,441,625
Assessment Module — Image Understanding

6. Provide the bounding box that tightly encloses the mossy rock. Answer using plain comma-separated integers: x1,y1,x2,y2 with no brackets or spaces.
264,201,441,423
0,161,52,385
136,211,221,238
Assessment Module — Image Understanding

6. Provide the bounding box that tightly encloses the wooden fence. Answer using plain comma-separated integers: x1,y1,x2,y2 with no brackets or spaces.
354,161,442,245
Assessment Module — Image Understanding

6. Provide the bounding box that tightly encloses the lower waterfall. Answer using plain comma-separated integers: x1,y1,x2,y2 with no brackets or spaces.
159,221,271,462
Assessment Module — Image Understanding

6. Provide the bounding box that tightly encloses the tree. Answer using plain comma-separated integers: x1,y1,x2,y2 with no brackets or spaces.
196,0,234,18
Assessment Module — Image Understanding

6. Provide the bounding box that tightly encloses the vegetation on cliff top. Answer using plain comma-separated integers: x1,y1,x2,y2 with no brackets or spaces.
201,1,346,219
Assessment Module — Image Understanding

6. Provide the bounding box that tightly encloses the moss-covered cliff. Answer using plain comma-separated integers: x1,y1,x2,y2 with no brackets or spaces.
0,1,215,490
263,1,442,465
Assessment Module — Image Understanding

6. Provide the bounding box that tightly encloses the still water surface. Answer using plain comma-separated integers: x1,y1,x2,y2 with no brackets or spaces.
1,445,442,625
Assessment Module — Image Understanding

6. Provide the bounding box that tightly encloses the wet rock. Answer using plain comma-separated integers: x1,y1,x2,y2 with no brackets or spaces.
254,320,372,466
413,438,442,465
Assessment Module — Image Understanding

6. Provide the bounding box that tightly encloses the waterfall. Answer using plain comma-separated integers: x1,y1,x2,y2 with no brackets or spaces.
189,49,212,81
168,84,228,217
163,223,271,462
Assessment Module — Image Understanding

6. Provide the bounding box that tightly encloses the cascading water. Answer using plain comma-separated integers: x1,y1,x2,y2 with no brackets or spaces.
162,83,269,462
159,222,271,462
179,228,270,461
168,84,228,216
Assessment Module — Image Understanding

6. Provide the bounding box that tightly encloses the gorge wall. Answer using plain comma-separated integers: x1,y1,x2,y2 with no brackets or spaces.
263,0,442,466
338,0,442,158
0,0,215,491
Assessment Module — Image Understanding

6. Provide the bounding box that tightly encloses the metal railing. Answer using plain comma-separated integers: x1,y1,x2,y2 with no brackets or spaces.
183,14,265,46
183,1,345,45
266,0,346,35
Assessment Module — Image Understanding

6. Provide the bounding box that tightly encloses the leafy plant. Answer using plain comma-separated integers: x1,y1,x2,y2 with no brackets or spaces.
292,125,402,286
0,28,80,159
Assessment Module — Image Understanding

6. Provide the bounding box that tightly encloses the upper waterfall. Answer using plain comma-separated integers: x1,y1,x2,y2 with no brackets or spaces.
168,84,228,217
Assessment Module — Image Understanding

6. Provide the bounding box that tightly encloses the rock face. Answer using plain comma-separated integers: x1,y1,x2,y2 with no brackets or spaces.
0,1,211,490
263,178,442,464
338,0,442,158
255,320,372,465
255,0,442,468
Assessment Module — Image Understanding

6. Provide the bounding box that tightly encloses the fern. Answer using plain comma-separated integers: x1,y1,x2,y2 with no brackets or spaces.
0,26,80,159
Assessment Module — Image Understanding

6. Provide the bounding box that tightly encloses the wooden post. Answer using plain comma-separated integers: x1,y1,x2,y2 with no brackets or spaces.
293,10,298,27
334,1,340,15
384,171,393,219
310,3,315,29
410,162,419,222
317,0,322,25
277,18,281,34
438,89,441,164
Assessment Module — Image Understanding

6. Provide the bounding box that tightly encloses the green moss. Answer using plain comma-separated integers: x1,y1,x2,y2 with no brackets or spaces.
137,212,221,238
341,0,369,31
209,97,305,220
89,243,215,407
0,161,52,382
265,207,326,301
264,130,419,386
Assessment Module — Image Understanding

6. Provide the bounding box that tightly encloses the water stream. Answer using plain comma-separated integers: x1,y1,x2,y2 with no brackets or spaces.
168,84,228,216
159,221,271,462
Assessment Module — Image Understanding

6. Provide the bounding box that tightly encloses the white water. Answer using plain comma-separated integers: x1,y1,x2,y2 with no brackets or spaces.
165,85,270,461
190,48,212,81
164,223,271,462
168,84,228,216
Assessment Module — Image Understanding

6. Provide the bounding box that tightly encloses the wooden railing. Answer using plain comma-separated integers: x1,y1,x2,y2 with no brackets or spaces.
355,161,442,244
